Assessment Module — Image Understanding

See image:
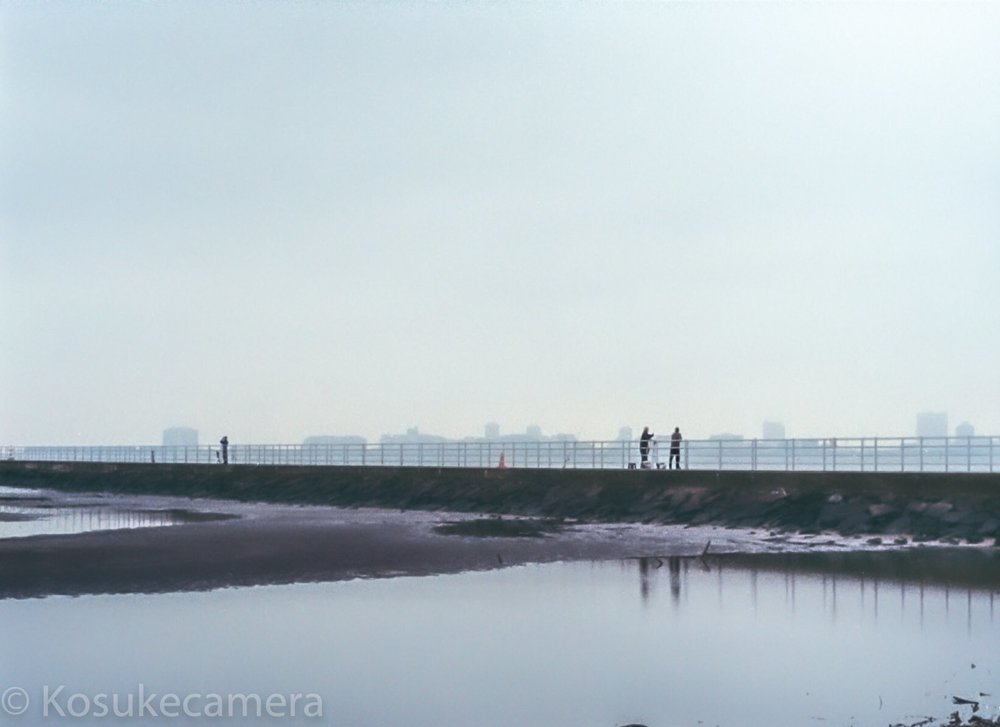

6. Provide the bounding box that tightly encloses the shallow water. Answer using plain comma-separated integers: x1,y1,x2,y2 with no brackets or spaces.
0,488,196,539
2,552,998,726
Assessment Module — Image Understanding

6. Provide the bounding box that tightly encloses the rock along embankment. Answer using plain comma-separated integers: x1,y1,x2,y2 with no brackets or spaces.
2,461,999,542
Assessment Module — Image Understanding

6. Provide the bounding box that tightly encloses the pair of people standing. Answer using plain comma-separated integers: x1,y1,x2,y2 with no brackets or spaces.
638,426,683,469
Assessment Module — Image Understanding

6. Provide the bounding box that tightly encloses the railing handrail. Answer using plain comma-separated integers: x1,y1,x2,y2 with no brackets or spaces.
1,434,998,474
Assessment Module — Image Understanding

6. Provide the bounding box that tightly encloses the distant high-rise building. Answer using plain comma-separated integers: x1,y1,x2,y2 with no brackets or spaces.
485,422,500,440
163,427,198,447
525,425,543,440
762,421,786,440
916,412,948,438
955,421,975,438
617,426,633,441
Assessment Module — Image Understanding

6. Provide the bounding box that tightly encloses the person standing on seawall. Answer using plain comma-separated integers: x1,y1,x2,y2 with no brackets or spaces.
220,435,229,465
669,427,682,469
639,426,654,468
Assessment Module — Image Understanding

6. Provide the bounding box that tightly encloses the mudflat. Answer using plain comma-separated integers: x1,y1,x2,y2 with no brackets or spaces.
3,461,1000,542
2,482,997,600
0,490,771,599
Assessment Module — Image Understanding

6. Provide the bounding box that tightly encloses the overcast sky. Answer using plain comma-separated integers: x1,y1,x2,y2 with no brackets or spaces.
2,1,998,446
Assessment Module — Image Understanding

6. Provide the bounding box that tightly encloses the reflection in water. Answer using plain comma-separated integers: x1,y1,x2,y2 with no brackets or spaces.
668,555,681,602
2,554,999,727
634,550,1000,636
0,504,184,539
636,555,702,605
637,555,651,602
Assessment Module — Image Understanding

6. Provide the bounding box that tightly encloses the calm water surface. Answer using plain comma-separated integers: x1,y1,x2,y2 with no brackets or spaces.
0,503,185,539
0,487,194,539
1,555,998,727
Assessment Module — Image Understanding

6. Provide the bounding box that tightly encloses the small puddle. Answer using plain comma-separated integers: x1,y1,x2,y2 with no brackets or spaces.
0,489,234,539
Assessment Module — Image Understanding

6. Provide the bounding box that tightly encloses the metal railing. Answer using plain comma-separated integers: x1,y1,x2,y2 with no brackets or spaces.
2,436,998,473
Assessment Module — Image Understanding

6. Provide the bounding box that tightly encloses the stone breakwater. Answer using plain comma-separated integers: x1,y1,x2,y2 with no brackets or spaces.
1,461,998,543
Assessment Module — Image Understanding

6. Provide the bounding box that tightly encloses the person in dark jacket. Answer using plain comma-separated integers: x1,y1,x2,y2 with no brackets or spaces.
220,435,229,465
669,427,682,469
639,426,654,468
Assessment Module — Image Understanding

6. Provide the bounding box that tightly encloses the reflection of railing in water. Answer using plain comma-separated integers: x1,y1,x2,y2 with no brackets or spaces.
3,435,999,473
628,553,1000,631
0,505,179,538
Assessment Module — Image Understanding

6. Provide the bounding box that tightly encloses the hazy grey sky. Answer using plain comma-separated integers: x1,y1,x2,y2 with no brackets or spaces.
2,1,998,445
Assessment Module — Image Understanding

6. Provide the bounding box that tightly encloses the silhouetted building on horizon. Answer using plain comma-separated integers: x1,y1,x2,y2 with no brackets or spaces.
493,425,577,443
916,412,948,438
380,427,448,445
162,427,198,447
955,421,975,438
762,421,785,440
380,424,579,445
617,426,633,441
457,425,578,444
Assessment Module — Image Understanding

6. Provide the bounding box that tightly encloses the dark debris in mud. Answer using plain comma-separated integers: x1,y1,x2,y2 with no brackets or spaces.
888,702,1000,727
433,516,567,538
145,508,239,523
942,712,1000,727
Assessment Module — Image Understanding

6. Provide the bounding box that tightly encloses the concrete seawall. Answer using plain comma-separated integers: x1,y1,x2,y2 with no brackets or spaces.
2,461,999,542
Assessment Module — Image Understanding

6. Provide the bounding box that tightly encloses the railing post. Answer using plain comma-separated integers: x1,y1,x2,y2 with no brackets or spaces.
873,437,878,472
945,437,949,473
717,440,723,470
832,438,837,471
919,437,924,472
900,438,905,472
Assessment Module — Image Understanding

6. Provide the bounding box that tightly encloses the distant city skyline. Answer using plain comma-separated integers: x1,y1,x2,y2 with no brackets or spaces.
151,415,989,448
